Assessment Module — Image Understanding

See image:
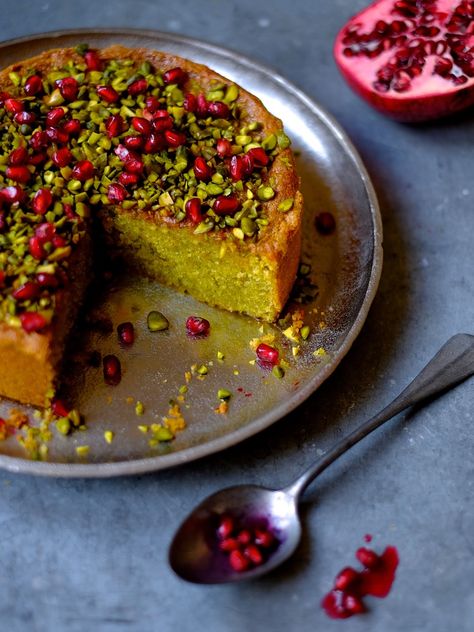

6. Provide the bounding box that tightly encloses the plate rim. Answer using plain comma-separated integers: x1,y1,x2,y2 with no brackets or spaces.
0,28,383,477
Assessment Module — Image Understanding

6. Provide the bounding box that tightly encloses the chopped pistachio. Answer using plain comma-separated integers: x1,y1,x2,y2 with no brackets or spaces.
104,430,114,444
217,388,232,400
135,401,145,416
75,445,90,457
147,311,169,332
272,365,285,379
277,197,294,212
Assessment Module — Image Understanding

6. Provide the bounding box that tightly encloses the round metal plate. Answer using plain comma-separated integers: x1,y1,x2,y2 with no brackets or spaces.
0,29,382,477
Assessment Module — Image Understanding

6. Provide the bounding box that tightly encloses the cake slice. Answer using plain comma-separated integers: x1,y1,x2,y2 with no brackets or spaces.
0,45,303,407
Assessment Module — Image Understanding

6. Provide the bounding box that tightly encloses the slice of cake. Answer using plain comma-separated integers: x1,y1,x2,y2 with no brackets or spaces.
0,45,303,407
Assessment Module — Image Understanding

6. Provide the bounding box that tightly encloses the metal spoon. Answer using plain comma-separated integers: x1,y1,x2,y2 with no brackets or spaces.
169,333,474,584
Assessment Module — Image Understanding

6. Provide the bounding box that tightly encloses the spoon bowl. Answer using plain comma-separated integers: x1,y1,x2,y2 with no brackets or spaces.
169,485,301,584
169,334,474,584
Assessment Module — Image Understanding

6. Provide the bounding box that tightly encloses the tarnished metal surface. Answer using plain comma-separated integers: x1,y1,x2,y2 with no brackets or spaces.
0,30,382,476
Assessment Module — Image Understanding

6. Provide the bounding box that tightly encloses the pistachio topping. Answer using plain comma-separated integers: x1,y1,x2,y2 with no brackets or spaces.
0,46,290,332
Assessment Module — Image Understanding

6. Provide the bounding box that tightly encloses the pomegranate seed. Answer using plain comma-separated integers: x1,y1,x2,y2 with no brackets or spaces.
193,156,213,181
144,133,165,154
32,188,53,215
219,538,239,552
105,114,124,138
145,95,161,112
35,222,55,243
165,129,186,147
36,272,59,288
107,182,128,203
356,547,380,569
244,544,263,565
229,550,250,572
0,185,25,205
96,84,120,103
0,212,6,233
51,398,70,417
335,567,359,591
343,594,366,615
208,101,230,118
229,155,247,181
163,67,188,86
6,166,31,184
152,113,173,132
117,321,135,345
52,147,73,167
315,212,336,235
28,237,46,261
123,135,144,151
128,78,148,95
217,516,234,539
29,152,47,166
216,138,232,158
132,116,152,135
103,354,121,385
46,127,69,144
196,93,208,117
12,281,40,301
4,98,24,114
84,49,102,71
63,119,81,136
185,198,203,224
0,269,5,283
30,130,49,151
184,93,197,112
63,203,76,219
237,529,252,545
57,77,79,101
119,172,140,186
254,529,274,548
52,235,66,248
46,107,66,127
72,160,95,182
247,147,269,168
14,111,36,125
8,147,29,165
20,312,47,333
114,144,135,163
256,343,279,365
186,316,210,336
124,158,144,175
24,75,43,96
214,195,240,216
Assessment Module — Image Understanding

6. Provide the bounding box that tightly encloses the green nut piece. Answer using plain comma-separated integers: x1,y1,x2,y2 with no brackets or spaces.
257,186,275,201
277,197,294,212
272,366,285,379
55,417,71,436
147,310,169,332
300,325,311,340
217,389,232,401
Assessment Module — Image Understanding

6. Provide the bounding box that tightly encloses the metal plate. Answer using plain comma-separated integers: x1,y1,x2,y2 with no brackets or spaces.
0,29,382,477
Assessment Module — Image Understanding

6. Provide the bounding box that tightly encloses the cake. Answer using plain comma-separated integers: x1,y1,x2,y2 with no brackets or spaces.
0,45,303,407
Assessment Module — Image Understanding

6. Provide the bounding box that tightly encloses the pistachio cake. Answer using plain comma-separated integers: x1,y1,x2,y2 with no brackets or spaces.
0,45,303,407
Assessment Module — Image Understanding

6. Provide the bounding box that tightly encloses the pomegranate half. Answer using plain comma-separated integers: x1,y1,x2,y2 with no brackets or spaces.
334,0,474,121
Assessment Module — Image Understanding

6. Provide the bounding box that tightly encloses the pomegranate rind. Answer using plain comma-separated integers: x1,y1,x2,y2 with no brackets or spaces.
334,0,474,122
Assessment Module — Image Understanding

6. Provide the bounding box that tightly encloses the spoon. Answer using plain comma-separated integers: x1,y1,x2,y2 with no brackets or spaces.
169,333,474,584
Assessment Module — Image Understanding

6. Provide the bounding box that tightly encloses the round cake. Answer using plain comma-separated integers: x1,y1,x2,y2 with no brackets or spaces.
0,44,303,407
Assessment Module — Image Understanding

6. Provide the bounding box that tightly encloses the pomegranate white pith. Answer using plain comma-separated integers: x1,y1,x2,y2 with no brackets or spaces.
334,0,474,121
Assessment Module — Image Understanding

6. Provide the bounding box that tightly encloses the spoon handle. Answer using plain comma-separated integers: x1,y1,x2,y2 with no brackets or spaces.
286,333,474,499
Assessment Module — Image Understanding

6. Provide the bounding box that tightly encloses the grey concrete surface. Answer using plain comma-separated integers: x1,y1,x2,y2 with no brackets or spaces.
0,1,473,630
